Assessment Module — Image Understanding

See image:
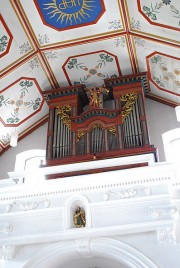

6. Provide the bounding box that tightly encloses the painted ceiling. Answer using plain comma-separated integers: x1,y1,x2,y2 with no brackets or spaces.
0,0,180,155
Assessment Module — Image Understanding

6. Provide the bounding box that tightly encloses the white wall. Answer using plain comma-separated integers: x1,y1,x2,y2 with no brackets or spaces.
145,99,180,161
0,123,47,180
0,99,179,180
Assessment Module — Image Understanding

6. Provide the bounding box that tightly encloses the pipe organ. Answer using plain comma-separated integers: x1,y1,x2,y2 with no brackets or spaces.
43,73,157,166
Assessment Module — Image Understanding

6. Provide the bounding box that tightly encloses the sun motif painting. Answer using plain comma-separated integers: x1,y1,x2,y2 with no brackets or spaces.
34,0,105,30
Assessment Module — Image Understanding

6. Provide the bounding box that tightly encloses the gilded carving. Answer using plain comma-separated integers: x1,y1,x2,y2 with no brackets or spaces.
87,85,109,108
120,92,137,122
73,207,86,228
77,131,85,141
90,123,103,131
56,105,71,129
108,126,116,135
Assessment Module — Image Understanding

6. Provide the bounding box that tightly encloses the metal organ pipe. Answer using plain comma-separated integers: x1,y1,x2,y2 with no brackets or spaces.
122,97,143,149
52,108,71,159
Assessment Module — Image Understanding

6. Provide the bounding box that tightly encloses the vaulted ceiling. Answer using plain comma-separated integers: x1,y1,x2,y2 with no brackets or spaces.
0,0,180,156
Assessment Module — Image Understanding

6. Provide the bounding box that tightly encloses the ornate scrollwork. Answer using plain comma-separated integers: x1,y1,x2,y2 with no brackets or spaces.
0,245,15,260
120,93,137,122
0,224,13,234
56,105,71,129
108,126,116,135
157,228,176,245
77,131,85,142
6,199,50,213
104,187,151,201
150,206,177,219
90,123,103,131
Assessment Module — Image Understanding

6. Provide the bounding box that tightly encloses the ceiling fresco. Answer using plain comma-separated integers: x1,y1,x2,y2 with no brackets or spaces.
0,0,179,155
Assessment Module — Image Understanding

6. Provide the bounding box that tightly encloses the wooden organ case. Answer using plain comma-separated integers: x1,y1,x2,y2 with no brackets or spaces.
43,73,157,168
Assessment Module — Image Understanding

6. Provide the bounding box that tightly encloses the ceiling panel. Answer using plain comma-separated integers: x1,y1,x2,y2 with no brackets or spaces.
126,0,180,44
42,34,132,87
16,0,125,47
0,0,35,76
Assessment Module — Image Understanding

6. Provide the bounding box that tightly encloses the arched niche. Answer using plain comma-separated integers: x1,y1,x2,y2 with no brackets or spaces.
64,195,91,230
23,238,158,268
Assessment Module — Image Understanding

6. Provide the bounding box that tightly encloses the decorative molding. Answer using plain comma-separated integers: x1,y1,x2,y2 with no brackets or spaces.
104,187,151,201
76,239,92,258
0,224,13,234
157,228,176,245
150,205,177,219
6,199,50,213
0,176,171,202
23,238,158,268
0,245,15,260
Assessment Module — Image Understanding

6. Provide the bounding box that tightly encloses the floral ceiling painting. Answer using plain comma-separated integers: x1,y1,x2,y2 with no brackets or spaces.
0,15,13,58
148,53,180,95
0,78,44,126
138,0,180,31
0,0,179,155
63,51,121,86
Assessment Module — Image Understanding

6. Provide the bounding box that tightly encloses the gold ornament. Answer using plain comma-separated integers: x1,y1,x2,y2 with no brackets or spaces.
90,123,103,131
56,105,71,129
77,131,85,141
108,126,116,135
120,93,137,122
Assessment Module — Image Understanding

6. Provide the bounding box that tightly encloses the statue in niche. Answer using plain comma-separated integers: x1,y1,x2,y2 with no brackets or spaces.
73,207,86,228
